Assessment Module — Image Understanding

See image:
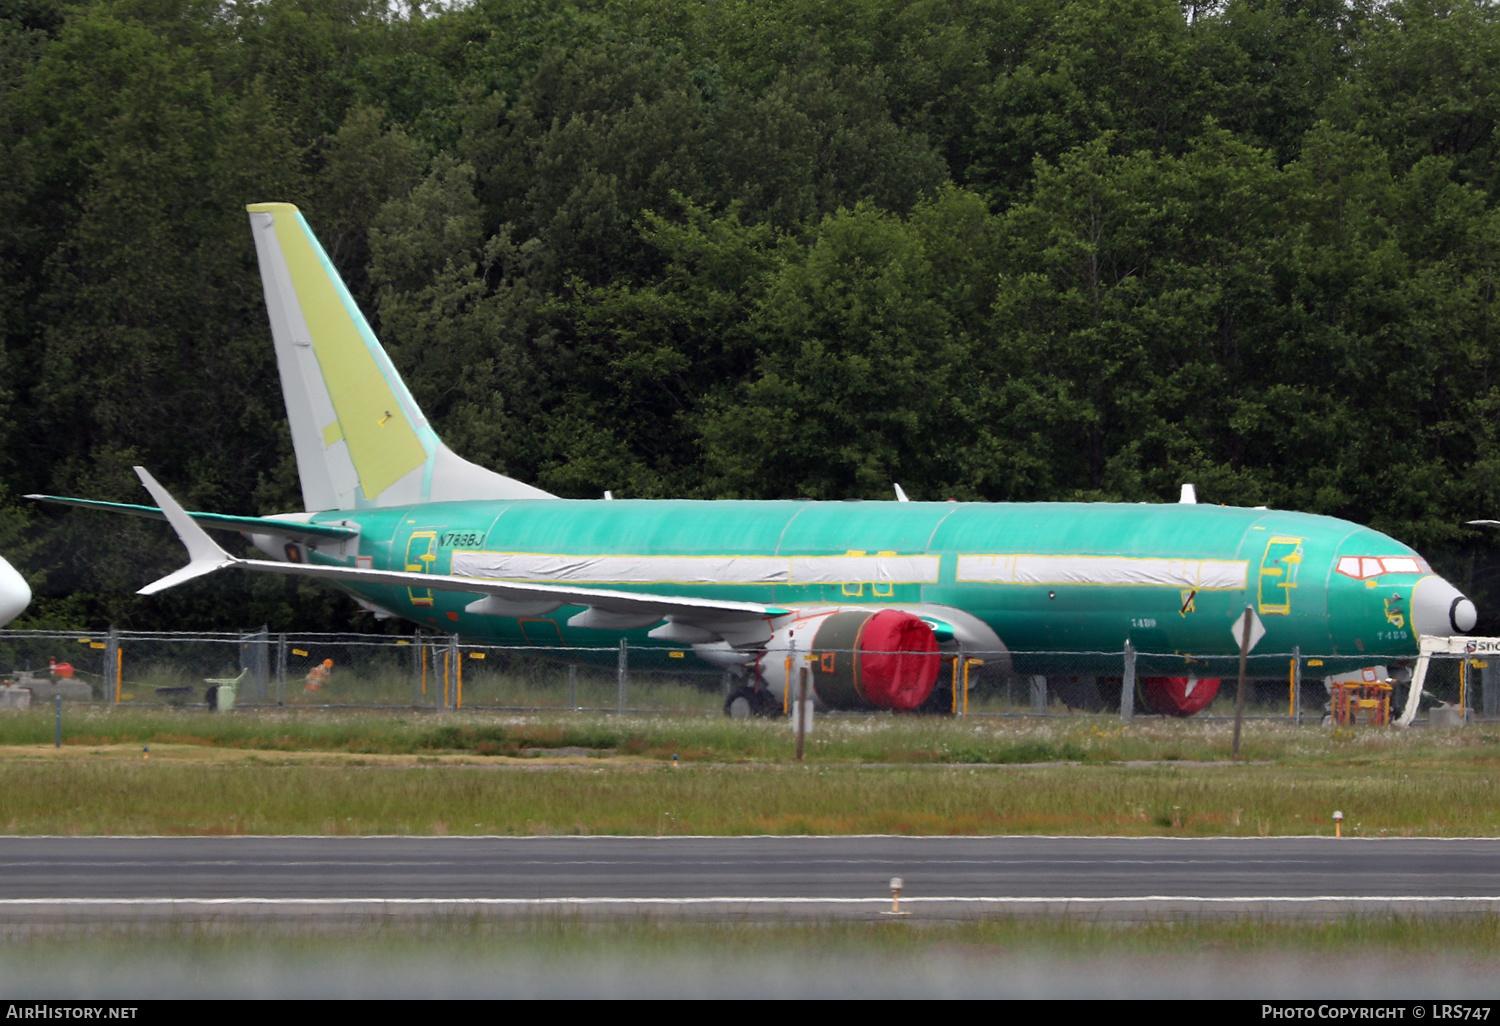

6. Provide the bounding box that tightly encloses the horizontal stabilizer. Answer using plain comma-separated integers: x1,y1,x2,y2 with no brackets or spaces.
138,559,234,595
25,495,357,541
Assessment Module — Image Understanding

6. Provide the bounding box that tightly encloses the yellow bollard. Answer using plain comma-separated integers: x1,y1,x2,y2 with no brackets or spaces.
963,659,984,717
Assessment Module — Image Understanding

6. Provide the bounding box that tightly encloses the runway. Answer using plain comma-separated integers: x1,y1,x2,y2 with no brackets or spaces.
2,835,1498,920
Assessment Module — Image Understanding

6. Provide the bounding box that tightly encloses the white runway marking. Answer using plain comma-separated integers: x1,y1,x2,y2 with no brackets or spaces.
3,895,1499,907
0,857,1328,869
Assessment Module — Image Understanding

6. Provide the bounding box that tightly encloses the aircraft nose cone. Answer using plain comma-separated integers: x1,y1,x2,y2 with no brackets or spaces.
1411,575,1477,637
0,557,30,627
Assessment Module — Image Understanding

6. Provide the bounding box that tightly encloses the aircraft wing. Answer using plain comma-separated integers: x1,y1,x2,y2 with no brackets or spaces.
25,495,358,541
131,468,785,647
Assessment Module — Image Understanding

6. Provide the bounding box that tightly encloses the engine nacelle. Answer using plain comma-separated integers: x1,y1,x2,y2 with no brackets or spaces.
1140,676,1220,717
756,608,940,711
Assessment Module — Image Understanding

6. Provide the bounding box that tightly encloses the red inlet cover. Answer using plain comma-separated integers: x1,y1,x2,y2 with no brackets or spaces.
1141,676,1221,718
857,610,941,710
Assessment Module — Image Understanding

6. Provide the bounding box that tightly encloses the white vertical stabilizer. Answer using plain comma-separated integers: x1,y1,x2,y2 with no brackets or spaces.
247,202,554,511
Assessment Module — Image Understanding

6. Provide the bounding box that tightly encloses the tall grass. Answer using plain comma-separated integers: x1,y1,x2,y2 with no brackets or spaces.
2,757,1497,836
1,705,1496,765
6,915,1500,953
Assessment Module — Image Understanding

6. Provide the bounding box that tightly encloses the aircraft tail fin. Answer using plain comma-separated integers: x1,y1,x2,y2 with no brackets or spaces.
246,202,554,511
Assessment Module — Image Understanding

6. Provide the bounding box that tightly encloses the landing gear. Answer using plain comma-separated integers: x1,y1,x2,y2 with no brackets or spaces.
724,685,779,718
918,676,954,714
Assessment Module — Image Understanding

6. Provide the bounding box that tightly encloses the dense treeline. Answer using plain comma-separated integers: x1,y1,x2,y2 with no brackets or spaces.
2,0,1499,632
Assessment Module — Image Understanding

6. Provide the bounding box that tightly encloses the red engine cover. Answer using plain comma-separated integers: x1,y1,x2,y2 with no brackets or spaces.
803,609,941,711
1141,676,1220,718
854,609,941,710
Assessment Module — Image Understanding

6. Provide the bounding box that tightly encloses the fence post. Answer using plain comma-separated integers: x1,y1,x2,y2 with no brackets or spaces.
239,629,250,701
568,664,578,710
617,639,628,713
410,635,421,707
795,666,807,761
1484,660,1498,719
1291,645,1302,725
258,624,269,702
1030,675,1047,714
103,626,119,705
447,635,459,710
276,633,287,706
240,626,269,704
1120,642,1136,723
1232,605,1252,758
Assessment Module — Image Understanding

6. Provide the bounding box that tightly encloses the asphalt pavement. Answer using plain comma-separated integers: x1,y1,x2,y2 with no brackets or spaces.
0,835,1496,919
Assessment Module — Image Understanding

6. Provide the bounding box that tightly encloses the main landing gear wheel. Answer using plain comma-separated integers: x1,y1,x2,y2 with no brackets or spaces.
724,686,777,719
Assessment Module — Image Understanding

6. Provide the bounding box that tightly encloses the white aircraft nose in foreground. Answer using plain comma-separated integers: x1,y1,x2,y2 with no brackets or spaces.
0,556,31,627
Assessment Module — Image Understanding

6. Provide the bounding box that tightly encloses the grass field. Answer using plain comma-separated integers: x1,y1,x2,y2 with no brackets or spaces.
4,916,1497,998
0,707,1497,835
4,703,1496,763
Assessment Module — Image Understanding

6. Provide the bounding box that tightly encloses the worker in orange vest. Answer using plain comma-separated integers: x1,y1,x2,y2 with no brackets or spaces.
304,658,332,692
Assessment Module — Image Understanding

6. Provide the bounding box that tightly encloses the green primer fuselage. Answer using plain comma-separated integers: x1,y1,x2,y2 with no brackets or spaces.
290,498,1427,674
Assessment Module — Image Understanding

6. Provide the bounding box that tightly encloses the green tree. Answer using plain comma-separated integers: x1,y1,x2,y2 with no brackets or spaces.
698,198,977,500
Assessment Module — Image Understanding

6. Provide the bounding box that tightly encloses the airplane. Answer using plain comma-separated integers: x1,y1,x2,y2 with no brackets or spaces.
26,202,1480,717
0,555,31,627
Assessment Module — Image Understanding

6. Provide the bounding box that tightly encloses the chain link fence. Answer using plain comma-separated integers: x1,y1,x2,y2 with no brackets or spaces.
0,629,731,714
0,628,1490,722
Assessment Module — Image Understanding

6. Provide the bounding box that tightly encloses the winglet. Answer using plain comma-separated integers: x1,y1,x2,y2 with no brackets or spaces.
133,467,238,594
